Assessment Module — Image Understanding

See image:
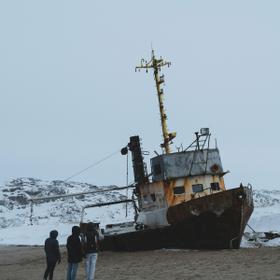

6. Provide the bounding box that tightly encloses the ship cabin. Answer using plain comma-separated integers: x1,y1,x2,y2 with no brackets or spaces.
138,129,227,211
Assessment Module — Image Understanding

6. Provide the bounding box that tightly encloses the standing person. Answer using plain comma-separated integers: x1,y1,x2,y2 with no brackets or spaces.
43,230,61,280
66,226,83,280
83,222,101,280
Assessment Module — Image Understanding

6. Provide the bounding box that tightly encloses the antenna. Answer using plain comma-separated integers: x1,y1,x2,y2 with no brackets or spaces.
135,50,176,154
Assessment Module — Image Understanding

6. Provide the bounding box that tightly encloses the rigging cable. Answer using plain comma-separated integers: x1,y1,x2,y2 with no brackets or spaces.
29,149,122,224
64,149,120,182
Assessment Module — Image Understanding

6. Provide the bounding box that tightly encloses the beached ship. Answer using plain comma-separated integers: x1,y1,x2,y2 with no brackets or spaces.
81,51,254,250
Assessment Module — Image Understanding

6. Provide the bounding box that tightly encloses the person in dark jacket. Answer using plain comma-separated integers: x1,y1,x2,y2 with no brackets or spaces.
66,226,83,280
43,230,61,280
82,222,101,280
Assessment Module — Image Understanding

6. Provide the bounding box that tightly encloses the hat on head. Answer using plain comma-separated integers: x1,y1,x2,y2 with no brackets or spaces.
72,226,81,235
50,230,58,238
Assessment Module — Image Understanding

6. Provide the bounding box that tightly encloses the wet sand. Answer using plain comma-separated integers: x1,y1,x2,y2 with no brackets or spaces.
0,246,280,280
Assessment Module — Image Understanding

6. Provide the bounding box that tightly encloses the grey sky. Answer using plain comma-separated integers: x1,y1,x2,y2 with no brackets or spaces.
0,1,279,189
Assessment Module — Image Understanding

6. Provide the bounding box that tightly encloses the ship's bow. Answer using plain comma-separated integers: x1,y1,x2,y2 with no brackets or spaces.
166,185,254,249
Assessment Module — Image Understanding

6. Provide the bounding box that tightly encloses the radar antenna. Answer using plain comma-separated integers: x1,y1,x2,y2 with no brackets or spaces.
135,50,176,154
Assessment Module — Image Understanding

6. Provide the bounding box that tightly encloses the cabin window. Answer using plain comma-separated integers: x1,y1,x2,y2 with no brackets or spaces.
150,193,156,202
153,164,162,175
143,195,149,204
173,186,185,195
192,184,203,193
211,182,220,191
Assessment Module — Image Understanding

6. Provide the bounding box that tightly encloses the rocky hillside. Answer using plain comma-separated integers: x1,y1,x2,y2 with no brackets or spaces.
0,178,280,246
247,189,280,232
0,177,134,230
253,189,280,208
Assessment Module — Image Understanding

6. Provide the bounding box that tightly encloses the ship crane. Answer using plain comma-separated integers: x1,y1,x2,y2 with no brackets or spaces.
135,50,176,154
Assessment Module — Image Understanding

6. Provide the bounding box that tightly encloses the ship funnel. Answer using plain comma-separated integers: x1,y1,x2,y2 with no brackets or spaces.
127,136,148,185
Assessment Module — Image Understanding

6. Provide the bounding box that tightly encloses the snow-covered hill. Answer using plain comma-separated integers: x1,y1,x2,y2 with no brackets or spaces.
0,178,134,245
0,178,279,247
248,189,280,232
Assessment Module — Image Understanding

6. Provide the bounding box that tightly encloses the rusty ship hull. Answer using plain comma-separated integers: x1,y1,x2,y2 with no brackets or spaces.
100,185,254,251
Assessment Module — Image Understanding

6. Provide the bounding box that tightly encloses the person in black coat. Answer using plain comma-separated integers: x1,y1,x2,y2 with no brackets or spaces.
66,226,83,280
43,230,61,280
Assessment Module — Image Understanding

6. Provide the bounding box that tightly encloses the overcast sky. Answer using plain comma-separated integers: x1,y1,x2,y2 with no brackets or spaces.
0,1,279,189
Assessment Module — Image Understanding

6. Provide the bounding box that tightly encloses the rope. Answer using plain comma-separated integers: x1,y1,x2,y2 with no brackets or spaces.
247,223,256,233
29,149,121,225
64,149,120,182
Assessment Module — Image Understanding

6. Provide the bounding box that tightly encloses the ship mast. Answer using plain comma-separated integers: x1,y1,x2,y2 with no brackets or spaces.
135,50,176,154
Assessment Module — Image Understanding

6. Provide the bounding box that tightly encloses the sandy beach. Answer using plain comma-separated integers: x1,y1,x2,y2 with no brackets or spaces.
0,246,280,280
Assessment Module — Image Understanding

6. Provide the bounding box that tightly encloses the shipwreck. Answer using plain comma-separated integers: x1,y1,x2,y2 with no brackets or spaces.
80,51,254,250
